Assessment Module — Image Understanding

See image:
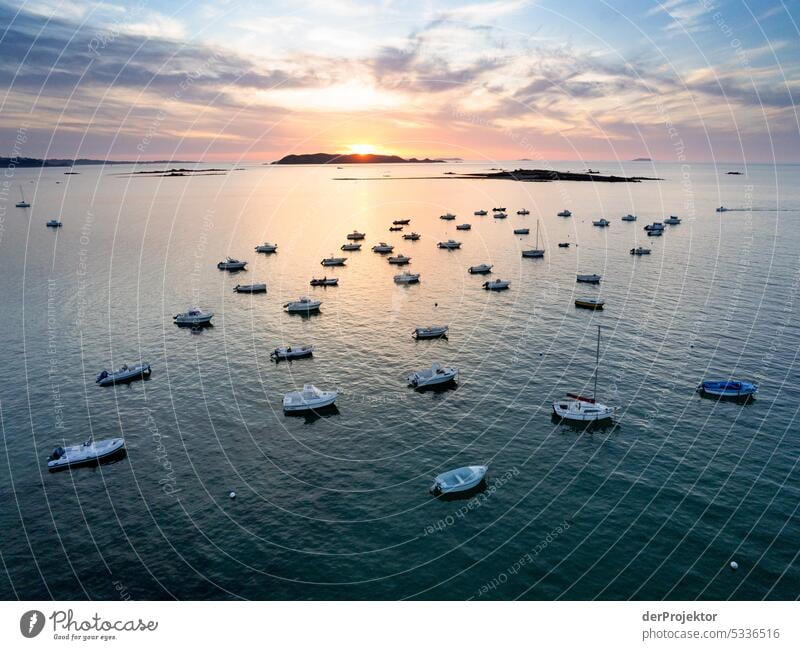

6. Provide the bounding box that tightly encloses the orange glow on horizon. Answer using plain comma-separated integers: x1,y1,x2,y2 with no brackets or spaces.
349,143,376,155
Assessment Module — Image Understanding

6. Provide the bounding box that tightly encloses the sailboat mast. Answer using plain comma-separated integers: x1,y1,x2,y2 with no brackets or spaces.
594,325,600,400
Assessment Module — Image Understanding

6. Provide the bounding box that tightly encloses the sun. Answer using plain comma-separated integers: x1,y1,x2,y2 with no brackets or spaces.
349,143,375,155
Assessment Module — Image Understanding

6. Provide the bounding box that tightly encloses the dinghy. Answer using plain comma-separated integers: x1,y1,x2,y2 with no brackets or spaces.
284,297,321,313
234,283,267,293
217,257,247,270
255,243,277,253
271,345,314,361
310,277,338,286
96,363,151,386
340,243,362,251
394,272,420,284
174,307,214,326
576,274,602,283
407,362,458,388
468,264,492,274
574,298,604,310
697,380,758,398
372,242,394,253
483,279,510,290
321,256,346,266
283,384,337,412
413,325,448,339
47,437,125,471
430,465,487,495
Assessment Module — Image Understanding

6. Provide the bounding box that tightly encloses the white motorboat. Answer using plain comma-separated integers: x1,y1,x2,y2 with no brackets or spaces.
310,277,338,286
644,222,664,231
15,186,30,208
630,247,651,255
593,218,610,227
47,437,125,471
321,256,346,266
474,209,488,216
621,214,637,221
347,231,366,240
372,242,394,253
271,345,314,361
483,279,510,290
217,257,247,270
456,223,471,230
493,212,508,219
557,209,572,217
394,272,420,284
663,215,681,224
468,264,492,274
517,209,530,215
341,243,362,251
576,274,602,283
388,254,411,265
174,307,214,326
255,242,277,253
284,296,321,313
513,228,529,235
283,384,337,412
440,213,456,220
403,232,421,241
522,219,544,258
430,465,487,495
46,219,62,228
552,326,616,423
96,363,151,386
407,362,458,388
234,283,267,293
413,325,448,339
437,239,461,249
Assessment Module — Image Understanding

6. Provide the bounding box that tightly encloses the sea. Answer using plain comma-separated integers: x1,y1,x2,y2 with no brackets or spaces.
0,160,797,600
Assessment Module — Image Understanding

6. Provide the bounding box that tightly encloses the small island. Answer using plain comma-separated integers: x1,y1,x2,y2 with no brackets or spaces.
631,157,652,162
271,153,444,165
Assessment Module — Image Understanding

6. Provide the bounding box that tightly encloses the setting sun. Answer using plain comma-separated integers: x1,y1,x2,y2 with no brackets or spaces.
349,143,376,155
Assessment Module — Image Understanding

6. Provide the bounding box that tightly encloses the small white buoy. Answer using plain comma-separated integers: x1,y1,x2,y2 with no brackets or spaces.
730,561,738,570
229,491,236,499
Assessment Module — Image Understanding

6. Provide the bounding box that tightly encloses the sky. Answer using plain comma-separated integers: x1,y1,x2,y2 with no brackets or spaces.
0,0,798,163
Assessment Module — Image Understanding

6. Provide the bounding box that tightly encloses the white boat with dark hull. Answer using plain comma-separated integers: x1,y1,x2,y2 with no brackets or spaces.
310,277,338,286
468,264,492,274
413,325,448,339
430,465,487,495
255,243,278,253
340,243,362,251
621,214,637,222
553,326,616,423
372,242,394,253
271,345,314,361
557,209,572,217
47,437,125,471
456,223,471,230
403,232,421,241
347,231,366,240
394,272,420,284
483,279,510,290
321,256,346,266
283,384,337,412
576,274,602,283
630,247,651,256
234,283,267,293
388,254,411,265
217,257,247,270
15,186,30,208
174,307,214,326
46,219,63,228
284,296,321,313
407,362,458,388
96,363,151,386
437,239,461,250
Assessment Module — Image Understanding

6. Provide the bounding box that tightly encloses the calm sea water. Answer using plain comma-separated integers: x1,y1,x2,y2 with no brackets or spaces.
0,160,798,600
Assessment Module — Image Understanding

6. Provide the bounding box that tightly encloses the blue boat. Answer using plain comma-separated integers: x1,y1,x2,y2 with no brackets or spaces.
697,380,758,398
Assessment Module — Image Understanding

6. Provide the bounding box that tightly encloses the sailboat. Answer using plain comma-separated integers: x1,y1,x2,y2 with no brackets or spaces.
552,326,616,422
15,185,30,208
521,219,545,258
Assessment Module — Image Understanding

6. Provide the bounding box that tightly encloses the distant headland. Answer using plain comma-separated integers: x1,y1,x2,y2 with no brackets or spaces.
2,157,196,168
271,153,445,165
631,157,652,162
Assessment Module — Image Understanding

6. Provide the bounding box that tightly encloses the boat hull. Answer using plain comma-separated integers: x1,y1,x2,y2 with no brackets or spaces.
96,364,151,386
47,438,126,471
